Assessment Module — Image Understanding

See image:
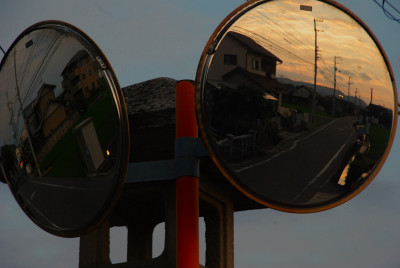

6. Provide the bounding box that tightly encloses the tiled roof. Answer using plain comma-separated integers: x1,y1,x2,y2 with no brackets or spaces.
122,77,176,115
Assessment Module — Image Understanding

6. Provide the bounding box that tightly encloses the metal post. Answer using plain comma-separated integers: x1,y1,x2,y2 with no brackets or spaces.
175,80,199,268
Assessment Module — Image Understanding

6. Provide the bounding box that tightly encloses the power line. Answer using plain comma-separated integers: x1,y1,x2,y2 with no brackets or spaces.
373,0,400,23
233,25,315,65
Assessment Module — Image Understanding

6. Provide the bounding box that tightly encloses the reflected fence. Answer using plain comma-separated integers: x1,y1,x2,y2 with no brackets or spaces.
215,130,257,161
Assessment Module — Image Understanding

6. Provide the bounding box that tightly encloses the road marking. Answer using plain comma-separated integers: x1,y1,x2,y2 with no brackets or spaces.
234,119,340,173
295,142,346,195
29,180,92,191
24,196,62,229
292,124,356,201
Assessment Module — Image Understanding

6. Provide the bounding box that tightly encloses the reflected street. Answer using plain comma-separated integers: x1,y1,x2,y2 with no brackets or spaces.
13,173,114,229
233,116,358,204
197,0,397,210
0,21,129,236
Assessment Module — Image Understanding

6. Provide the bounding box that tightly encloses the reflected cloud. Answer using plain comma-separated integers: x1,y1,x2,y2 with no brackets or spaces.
198,0,396,210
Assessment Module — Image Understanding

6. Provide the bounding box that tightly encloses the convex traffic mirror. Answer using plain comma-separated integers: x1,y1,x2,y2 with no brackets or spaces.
0,21,129,236
196,0,398,212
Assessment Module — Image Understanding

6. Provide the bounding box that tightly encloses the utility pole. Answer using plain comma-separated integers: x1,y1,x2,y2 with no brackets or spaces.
5,92,18,144
312,18,323,122
370,88,373,105
13,49,42,176
332,56,341,117
347,76,353,114
354,88,358,114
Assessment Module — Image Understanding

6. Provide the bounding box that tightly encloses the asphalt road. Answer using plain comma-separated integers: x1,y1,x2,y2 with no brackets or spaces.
10,172,114,232
232,116,359,205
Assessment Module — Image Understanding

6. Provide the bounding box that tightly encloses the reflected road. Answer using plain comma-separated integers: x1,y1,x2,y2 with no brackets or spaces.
235,116,358,204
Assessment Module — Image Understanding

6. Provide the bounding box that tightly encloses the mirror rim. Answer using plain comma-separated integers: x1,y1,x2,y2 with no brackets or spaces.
0,20,130,236
195,0,398,213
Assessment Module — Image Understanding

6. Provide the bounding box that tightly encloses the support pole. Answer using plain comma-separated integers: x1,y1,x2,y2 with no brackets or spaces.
175,80,199,268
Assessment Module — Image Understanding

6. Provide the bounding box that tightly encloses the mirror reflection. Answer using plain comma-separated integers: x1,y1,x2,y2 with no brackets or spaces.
0,22,127,234
199,0,396,208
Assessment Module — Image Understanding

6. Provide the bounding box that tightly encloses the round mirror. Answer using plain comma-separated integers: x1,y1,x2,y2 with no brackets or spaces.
196,0,397,212
0,21,129,236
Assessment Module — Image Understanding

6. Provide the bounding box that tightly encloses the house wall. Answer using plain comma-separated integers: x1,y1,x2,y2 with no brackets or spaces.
246,52,266,77
207,35,247,81
76,57,100,99
39,88,55,116
43,104,67,138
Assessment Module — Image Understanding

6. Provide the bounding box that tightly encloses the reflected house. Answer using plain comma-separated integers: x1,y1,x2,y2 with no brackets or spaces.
368,103,393,129
61,50,102,101
208,31,285,102
326,94,346,115
289,85,313,107
207,32,287,160
23,83,67,144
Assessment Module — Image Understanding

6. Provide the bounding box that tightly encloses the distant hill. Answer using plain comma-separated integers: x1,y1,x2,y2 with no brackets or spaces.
277,77,367,108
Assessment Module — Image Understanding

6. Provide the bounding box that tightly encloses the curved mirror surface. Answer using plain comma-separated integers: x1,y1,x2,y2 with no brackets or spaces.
198,0,396,209
0,23,127,235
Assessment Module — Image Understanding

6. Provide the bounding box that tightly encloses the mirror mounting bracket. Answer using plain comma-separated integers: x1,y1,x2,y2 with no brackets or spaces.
125,137,208,183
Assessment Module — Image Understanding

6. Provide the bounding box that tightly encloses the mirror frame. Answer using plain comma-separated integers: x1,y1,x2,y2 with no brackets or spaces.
195,0,398,213
0,20,130,237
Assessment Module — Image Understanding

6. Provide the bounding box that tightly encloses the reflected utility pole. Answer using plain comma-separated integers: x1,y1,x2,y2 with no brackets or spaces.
5,92,18,144
347,76,353,114
312,18,323,122
354,88,358,114
370,88,373,105
300,5,323,123
332,56,341,117
13,49,42,176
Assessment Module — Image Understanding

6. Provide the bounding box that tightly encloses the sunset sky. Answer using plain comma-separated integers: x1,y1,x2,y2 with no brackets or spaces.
230,0,395,109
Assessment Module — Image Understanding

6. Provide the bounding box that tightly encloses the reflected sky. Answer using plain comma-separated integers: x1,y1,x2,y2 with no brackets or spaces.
201,0,397,209
0,22,127,235
0,30,85,145
228,0,394,110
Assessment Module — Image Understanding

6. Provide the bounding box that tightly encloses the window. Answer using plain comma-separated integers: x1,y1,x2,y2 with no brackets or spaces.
251,59,259,70
261,59,268,71
224,54,237,65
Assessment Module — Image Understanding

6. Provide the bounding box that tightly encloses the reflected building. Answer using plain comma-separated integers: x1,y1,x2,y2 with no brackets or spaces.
61,50,103,101
208,31,284,97
288,85,313,108
368,103,392,129
205,32,289,160
23,83,67,144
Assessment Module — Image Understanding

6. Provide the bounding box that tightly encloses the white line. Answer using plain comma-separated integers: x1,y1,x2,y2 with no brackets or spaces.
292,123,356,201
303,143,347,188
23,196,62,229
234,119,339,173
29,180,91,191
